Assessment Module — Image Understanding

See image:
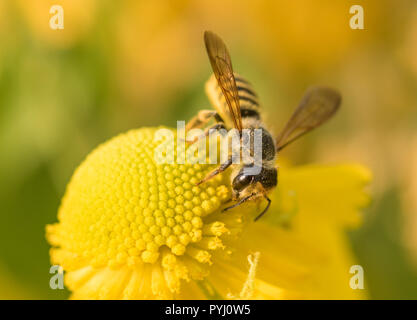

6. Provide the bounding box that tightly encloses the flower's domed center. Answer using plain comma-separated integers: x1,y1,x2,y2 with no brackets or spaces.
47,127,248,298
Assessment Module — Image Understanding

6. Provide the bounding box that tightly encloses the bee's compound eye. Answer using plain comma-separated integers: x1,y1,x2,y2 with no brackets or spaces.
232,173,253,191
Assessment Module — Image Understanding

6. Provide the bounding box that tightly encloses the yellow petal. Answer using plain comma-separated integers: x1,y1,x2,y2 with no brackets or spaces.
228,163,371,299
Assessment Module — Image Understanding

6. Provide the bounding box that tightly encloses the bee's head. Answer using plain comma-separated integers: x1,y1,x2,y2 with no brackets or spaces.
232,169,255,194
232,166,278,196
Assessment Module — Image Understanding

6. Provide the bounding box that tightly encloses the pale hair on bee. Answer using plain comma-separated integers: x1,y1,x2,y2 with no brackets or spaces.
186,31,341,221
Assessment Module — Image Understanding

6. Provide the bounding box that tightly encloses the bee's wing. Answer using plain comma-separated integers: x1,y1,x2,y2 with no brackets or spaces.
204,31,243,132
276,86,341,151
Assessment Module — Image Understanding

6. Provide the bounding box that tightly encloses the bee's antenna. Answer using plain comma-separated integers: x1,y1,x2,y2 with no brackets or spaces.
254,195,271,221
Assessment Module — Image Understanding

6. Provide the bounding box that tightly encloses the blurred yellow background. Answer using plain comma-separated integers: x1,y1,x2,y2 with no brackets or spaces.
0,0,416,299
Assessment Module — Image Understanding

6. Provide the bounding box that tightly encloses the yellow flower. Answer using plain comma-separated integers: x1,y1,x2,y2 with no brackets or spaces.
46,127,371,299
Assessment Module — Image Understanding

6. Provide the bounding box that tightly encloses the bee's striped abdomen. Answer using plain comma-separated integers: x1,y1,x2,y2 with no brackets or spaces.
233,75,260,112
205,73,261,128
239,108,260,119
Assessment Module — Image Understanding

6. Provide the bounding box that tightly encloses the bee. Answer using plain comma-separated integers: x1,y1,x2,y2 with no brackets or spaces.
186,31,341,221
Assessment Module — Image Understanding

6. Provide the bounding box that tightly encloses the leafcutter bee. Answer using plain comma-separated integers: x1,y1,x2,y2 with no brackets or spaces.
186,31,341,221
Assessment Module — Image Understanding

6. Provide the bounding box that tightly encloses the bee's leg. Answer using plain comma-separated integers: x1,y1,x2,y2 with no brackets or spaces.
186,110,218,131
222,193,257,212
222,193,271,220
186,122,227,145
254,195,271,221
196,157,233,186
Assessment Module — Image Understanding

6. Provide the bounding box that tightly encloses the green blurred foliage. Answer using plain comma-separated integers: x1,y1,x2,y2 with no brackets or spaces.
0,0,416,299
351,188,417,299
